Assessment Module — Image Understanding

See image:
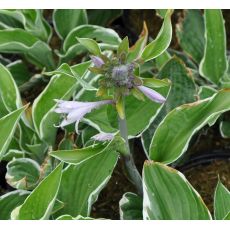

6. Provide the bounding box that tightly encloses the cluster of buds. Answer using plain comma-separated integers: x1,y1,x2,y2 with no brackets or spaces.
90,54,142,97
89,49,165,105
54,36,166,139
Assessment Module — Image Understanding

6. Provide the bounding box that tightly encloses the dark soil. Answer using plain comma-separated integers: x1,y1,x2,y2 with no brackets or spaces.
183,159,230,214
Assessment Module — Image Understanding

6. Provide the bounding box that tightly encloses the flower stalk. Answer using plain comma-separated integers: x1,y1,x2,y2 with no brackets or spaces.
118,97,143,196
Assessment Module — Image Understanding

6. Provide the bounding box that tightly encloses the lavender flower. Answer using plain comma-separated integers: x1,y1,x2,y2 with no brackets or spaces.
137,85,166,103
90,56,105,67
91,132,115,142
54,99,113,133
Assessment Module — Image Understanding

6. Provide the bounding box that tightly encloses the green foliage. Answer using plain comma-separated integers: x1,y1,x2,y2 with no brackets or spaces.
119,192,143,220
143,161,211,220
0,190,30,220
198,86,217,100
0,9,229,221
56,214,94,220
199,10,228,85
141,10,173,61
0,107,25,159
54,148,118,217
0,29,55,70
176,10,205,63
127,22,148,62
142,57,197,152
6,158,41,190
13,163,63,220
0,10,51,42
214,180,230,220
77,37,102,56
149,90,230,164
53,10,88,39
87,9,122,26
0,63,22,112
50,135,125,164
220,120,230,138
61,25,121,62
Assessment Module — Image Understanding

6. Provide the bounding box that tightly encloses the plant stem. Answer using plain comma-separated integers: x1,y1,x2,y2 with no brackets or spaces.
118,100,143,196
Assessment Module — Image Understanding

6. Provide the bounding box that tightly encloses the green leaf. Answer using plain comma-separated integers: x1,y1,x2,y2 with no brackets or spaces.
224,212,230,220
50,144,105,164
0,106,25,160
7,60,31,87
176,10,205,63
87,9,122,26
53,9,87,39
127,22,148,62
141,10,173,61
149,89,230,164
199,10,228,85
50,135,124,165
220,56,230,87
118,36,129,56
0,10,51,42
54,146,119,217
0,10,25,28
142,57,197,153
76,37,101,56
2,149,24,161
0,94,8,117
198,86,217,100
0,63,22,111
0,190,30,220
21,10,52,42
214,180,230,220
58,137,75,150
6,158,41,190
18,120,46,159
143,161,211,220
80,126,98,146
32,74,77,144
0,28,38,47
0,29,55,70
47,62,96,91
14,162,63,220
125,83,170,137
169,48,197,69
119,192,143,220
155,51,171,69
24,41,55,71
56,214,94,220
62,25,121,60
156,9,168,19
51,199,65,215
220,120,230,138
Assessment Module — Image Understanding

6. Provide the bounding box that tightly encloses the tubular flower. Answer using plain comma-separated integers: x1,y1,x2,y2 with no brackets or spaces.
54,99,113,133
136,85,166,103
91,132,115,142
90,55,105,67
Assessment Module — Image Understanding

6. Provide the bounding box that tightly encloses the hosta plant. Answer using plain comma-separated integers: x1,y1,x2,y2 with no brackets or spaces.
0,9,229,220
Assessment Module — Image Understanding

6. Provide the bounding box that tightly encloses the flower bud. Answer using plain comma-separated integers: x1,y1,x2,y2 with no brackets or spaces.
90,55,105,67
